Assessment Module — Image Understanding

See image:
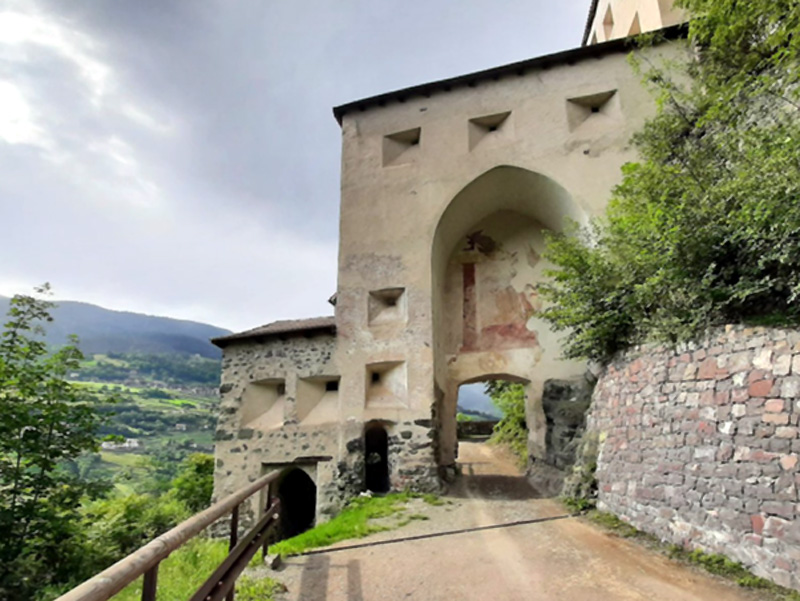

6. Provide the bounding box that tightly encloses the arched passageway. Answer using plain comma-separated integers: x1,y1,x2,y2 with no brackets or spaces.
431,166,588,471
277,468,316,538
364,423,390,493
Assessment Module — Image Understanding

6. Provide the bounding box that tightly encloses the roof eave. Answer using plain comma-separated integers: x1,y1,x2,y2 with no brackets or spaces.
332,24,686,126
211,325,337,349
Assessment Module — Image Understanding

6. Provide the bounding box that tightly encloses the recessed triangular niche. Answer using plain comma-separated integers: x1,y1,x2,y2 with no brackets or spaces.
603,4,614,40
628,13,641,37
566,90,618,132
468,111,512,151
296,377,340,425
368,287,406,326
365,361,407,409
382,127,421,167
241,379,286,431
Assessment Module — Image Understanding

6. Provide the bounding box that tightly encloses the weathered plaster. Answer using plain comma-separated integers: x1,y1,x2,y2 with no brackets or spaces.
215,31,687,527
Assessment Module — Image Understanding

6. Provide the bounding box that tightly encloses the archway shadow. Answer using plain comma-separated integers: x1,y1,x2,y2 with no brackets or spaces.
446,461,549,500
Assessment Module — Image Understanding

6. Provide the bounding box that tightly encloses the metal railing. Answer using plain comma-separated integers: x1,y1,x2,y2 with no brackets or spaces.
55,469,285,601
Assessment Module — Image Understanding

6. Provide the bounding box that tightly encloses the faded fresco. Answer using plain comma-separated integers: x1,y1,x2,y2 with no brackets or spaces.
444,210,549,357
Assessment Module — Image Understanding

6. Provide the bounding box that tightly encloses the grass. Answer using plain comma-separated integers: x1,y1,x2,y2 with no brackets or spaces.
580,508,800,600
561,496,596,513
99,451,147,469
269,492,439,557
114,538,283,601
667,547,800,600
112,491,442,600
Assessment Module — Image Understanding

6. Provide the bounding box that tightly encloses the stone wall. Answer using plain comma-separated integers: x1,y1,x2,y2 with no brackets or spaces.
528,375,594,496
214,333,349,524
589,325,800,591
214,332,439,527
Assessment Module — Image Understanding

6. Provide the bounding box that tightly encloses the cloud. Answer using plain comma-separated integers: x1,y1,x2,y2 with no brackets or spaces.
0,0,588,331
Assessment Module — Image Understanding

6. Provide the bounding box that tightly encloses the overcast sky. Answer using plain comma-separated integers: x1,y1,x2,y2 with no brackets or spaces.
0,0,588,332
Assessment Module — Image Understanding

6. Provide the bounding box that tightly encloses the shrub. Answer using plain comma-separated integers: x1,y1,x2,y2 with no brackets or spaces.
541,1,800,361
81,492,190,568
171,453,215,512
487,382,528,466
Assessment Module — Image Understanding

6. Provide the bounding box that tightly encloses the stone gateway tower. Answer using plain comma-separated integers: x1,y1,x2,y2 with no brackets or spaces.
212,0,686,522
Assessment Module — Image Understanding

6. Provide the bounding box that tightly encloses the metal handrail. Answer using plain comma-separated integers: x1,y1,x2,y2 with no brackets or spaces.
55,469,283,601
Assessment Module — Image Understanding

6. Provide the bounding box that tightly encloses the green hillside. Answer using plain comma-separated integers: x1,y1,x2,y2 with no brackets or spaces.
65,355,220,492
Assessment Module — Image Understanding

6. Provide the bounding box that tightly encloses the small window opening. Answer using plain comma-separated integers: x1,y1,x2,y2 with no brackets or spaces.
371,372,381,385
591,106,600,114
325,380,339,392
276,383,286,396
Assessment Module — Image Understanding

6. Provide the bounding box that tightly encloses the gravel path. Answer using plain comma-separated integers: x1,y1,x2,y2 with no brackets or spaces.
260,441,763,601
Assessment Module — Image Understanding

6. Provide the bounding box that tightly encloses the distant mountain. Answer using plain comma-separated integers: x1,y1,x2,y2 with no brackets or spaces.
0,296,231,358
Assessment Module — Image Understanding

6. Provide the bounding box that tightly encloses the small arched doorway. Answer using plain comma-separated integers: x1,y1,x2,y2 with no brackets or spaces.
277,468,316,538
364,423,390,493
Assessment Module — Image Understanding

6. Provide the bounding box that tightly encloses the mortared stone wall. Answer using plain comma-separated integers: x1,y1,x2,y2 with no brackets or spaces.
589,325,800,591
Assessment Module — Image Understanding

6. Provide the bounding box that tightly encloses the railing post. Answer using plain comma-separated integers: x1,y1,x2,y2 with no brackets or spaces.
226,504,239,601
142,563,158,601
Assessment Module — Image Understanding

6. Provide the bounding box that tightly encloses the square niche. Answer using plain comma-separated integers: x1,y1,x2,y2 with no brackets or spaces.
468,111,512,151
566,90,620,132
365,361,407,408
296,376,340,425
368,287,407,326
382,127,421,167
241,378,286,430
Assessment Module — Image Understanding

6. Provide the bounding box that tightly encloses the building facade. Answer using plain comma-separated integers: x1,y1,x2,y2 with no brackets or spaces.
212,2,688,526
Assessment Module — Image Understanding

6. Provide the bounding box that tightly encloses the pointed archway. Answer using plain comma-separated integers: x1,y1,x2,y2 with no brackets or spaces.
430,166,587,472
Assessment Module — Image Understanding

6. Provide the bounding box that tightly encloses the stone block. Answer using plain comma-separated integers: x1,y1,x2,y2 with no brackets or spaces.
765,399,786,413
753,348,773,370
776,426,798,439
774,353,792,376
763,413,790,425
781,376,800,398
749,379,774,398
762,503,795,520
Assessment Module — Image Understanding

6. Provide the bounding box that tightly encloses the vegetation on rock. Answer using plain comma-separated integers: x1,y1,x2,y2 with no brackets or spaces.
541,0,800,361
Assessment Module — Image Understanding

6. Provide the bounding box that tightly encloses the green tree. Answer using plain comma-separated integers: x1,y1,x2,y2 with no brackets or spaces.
541,0,800,361
0,286,107,598
171,453,215,512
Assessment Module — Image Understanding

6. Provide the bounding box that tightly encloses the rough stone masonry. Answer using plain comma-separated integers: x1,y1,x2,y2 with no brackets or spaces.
589,325,800,591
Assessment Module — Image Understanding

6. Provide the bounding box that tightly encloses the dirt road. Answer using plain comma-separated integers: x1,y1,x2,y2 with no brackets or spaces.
267,441,761,601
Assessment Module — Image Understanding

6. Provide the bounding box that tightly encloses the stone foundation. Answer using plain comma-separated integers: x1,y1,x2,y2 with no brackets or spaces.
589,326,800,591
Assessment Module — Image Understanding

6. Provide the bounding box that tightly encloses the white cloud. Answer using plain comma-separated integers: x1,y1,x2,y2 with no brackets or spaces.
0,81,48,146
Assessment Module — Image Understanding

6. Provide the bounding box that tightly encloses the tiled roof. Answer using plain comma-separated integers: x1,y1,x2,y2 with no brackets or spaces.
211,316,335,347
